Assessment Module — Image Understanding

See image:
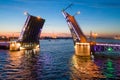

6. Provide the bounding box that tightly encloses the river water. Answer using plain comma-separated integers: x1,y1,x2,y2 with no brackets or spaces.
0,39,120,79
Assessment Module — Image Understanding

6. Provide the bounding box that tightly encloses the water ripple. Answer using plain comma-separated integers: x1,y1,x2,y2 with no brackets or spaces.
0,39,120,79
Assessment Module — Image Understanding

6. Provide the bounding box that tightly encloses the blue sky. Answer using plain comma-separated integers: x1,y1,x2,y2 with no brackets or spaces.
0,0,120,37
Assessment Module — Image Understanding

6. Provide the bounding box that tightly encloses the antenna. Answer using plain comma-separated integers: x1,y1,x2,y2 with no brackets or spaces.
63,3,73,11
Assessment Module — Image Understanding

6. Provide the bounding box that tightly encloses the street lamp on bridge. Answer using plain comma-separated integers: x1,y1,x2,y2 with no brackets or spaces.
24,11,30,16
73,11,80,16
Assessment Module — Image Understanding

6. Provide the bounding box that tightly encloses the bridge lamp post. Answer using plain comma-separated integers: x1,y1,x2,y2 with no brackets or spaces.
73,11,80,16
37,16,41,19
24,11,30,16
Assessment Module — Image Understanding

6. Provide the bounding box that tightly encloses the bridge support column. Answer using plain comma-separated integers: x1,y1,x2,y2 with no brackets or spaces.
75,42,91,56
10,41,21,51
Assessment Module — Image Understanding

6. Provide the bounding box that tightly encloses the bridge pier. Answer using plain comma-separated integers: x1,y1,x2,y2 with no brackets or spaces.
75,42,91,56
10,41,20,51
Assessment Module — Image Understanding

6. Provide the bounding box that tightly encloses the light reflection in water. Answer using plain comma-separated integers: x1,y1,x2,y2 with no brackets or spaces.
104,59,116,78
1,40,120,79
70,54,105,79
3,49,40,79
94,58,118,79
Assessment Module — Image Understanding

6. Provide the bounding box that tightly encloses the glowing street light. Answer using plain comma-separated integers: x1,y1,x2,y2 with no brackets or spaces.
24,11,29,16
37,16,41,19
76,11,80,15
74,11,80,16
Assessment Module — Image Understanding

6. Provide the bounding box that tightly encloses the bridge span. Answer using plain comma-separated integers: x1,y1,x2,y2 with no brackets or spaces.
62,10,120,57
9,13,45,51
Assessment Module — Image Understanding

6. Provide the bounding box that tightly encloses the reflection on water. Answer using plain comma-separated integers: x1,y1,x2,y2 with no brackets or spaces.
0,40,120,79
94,58,120,79
70,55,105,79
102,59,116,78
0,40,74,79
71,55,104,80
71,54,120,79
1,49,40,79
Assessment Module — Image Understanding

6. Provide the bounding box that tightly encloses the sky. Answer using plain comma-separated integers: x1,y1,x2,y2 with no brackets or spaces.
0,0,120,37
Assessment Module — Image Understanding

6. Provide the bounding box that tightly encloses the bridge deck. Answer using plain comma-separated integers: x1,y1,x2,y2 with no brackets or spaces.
92,43,120,53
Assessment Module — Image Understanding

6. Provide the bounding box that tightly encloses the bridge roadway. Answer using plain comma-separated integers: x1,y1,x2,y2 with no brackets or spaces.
91,43,120,53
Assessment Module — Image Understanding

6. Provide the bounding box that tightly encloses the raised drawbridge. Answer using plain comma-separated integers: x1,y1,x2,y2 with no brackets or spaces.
10,13,45,50
62,6,120,57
